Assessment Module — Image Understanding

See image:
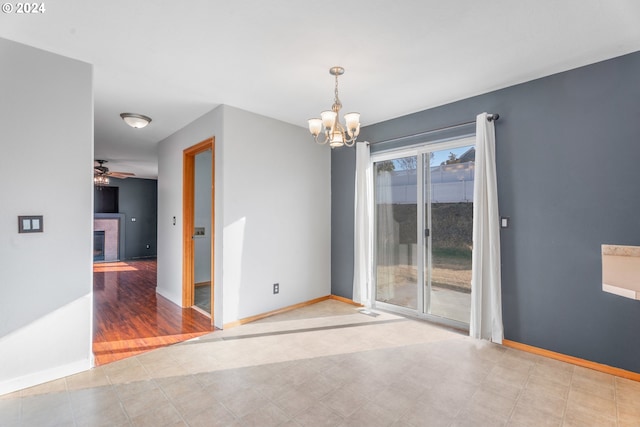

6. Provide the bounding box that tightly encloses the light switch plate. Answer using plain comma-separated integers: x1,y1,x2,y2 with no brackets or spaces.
18,215,44,233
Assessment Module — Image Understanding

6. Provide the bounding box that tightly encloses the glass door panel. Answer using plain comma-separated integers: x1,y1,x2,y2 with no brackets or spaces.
425,145,474,324
374,156,418,310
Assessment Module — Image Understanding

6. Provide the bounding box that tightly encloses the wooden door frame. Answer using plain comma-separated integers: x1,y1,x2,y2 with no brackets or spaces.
182,137,215,324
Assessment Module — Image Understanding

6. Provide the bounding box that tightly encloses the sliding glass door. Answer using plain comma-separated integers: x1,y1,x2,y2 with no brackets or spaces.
375,155,418,310
425,143,474,324
373,137,475,328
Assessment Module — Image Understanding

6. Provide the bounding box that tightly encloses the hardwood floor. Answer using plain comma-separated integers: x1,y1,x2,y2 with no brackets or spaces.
93,259,215,365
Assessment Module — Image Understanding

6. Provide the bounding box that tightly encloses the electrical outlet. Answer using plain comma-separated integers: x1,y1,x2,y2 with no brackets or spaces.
273,283,279,294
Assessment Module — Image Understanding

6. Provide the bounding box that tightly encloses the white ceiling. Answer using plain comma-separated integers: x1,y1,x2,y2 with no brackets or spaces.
2,0,640,179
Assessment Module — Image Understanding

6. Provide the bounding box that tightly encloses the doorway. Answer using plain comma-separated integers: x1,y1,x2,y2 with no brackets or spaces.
372,136,475,329
183,138,215,324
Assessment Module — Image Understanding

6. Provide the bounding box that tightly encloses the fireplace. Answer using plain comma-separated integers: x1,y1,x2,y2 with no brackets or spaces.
93,213,125,262
94,231,105,262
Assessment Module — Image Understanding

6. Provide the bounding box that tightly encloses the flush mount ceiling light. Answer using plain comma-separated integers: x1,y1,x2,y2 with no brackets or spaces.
120,113,152,129
308,66,360,148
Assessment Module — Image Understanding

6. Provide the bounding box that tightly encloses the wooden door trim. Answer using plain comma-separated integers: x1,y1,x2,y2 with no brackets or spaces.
183,137,215,325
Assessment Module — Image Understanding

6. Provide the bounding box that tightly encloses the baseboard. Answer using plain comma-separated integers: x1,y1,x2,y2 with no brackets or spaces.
502,339,640,382
222,294,362,329
156,287,182,308
0,358,91,396
223,296,331,329
328,294,363,306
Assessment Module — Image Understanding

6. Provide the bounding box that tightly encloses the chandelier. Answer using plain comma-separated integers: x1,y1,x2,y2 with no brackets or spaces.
94,174,109,187
308,66,360,148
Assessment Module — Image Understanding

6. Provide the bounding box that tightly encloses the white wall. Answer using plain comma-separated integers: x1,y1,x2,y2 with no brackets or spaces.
222,106,330,322
0,38,93,395
157,106,224,325
157,105,330,327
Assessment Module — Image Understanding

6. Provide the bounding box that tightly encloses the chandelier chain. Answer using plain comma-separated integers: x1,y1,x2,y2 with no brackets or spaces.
333,73,341,110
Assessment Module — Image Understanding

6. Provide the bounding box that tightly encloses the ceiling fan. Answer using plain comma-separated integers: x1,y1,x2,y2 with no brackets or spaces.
94,160,135,179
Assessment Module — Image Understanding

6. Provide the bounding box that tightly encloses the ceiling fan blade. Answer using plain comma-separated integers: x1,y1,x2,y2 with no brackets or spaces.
109,172,135,178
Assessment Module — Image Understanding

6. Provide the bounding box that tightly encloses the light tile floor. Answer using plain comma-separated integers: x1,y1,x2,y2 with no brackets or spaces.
2,300,640,426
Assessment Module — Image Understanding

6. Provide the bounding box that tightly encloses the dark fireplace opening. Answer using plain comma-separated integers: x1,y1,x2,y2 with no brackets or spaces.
94,230,105,262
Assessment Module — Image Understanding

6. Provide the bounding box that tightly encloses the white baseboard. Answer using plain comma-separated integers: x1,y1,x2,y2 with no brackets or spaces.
0,358,91,396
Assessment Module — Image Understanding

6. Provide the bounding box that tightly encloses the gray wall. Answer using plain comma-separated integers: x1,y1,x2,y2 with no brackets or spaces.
331,147,356,298
331,51,640,373
96,177,158,259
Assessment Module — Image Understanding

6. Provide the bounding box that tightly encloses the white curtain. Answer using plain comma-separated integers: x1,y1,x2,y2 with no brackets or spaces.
375,169,396,302
353,141,372,306
470,113,503,343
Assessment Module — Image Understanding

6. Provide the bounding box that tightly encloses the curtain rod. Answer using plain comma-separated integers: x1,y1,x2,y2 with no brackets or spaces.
369,113,499,146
